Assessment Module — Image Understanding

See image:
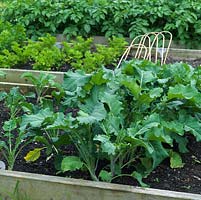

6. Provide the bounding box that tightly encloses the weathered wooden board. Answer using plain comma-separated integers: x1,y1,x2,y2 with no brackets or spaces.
0,170,200,200
0,68,64,84
0,82,34,92
168,48,201,60
128,48,201,60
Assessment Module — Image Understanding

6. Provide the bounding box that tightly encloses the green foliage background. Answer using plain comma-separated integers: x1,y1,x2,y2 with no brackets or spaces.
1,0,201,46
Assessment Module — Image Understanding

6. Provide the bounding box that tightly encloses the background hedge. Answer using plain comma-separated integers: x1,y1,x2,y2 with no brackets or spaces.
1,0,201,47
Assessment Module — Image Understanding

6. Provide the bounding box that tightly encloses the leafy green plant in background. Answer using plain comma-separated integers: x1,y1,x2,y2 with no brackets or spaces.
0,20,26,52
62,36,93,70
96,37,128,66
0,34,64,70
1,0,201,46
0,34,127,72
23,34,64,70
62,36,127,73
0,42,28,68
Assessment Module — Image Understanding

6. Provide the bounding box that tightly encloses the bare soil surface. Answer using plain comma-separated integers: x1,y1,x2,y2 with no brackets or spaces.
144,135,201,194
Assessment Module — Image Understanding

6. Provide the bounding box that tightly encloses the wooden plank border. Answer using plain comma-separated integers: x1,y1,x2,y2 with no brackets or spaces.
0,82,35,92
0,68,64,84
0,170,200,200
128,48,201,60
168,48,201,60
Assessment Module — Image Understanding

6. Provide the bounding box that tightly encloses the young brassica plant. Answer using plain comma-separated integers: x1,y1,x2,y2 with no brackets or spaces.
0,87,33,170
21,72,61,104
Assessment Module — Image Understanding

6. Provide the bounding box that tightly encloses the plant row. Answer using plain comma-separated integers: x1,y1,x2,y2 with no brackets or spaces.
0,60,201,185
0,31,127,72
1,0,201,46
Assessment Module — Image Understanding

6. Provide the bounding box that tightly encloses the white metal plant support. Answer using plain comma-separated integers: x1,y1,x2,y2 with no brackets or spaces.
117,31,172,68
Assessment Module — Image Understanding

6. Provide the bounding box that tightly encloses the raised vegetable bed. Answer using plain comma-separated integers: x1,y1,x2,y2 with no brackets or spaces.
1,1,201,199
1,49,200,199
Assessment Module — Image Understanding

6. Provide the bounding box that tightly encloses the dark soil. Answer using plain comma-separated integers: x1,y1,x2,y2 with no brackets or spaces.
12,136,201,195
111,135,201,194
0,58,201,195
145,135,201,194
